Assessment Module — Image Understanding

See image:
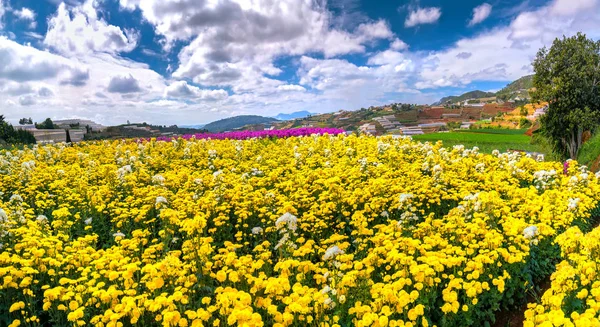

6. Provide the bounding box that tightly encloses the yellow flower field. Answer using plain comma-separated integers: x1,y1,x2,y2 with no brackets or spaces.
0,134,599,327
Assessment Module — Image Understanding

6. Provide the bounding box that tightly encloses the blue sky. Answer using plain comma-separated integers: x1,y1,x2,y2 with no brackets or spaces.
0,0,599,125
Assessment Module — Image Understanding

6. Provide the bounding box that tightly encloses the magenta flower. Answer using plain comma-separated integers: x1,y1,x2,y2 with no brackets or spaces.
563,161,569,175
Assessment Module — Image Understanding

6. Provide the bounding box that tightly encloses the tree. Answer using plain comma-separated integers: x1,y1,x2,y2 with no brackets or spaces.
36,118,56,130
532,33,600,159
0,115,36,144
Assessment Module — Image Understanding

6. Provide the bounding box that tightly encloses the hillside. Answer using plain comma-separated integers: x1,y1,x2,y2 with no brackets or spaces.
203,115,278,132
274,111,314,121
496,75,534,101
434,90,496,105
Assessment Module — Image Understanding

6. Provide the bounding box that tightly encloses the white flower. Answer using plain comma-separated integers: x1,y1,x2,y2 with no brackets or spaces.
0,208,8,223
117,165,132,180
10,194,23,202
251,227,263,235
275,212,298,232
113,231,125,238
381,211,389,218
568,198,580,211
323,245,344,261
208,149,217,158
171,237,179,244
213,170,223,178
152,174,165,185
536,154,544,162
156,196,168,205
21,160,35,170
36,215,48,223
84,217,93,225
433,164,442,173
377,142,391,153
399,193,414,205
320,285,331,294
475,163,485,173
274,233,290,250
492,149,500,156
523,226,538,240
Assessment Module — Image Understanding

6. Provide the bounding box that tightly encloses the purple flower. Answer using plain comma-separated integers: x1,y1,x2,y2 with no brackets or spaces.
152,128,346,142
563,161,569,175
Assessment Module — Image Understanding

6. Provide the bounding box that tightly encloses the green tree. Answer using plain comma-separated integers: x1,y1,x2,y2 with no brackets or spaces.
519,118,532,129
36,118,56,130
532,33,600,159
0,115,36,145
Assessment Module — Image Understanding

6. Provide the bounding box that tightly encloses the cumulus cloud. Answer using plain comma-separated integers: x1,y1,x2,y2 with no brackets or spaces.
550,0,597,16
164,81,228,100
0,0,5,29
123,0,393,95
468,3,492,26
276,84,306,92
107,74,142,93
19,94,36,106
414,0,600,90
44,1,138,56
13,7,35,20
390,38,409,51
0,36,89,84
405,7,442,28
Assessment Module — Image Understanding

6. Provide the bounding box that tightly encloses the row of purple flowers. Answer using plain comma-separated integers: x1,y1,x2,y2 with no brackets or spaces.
154,127,347,141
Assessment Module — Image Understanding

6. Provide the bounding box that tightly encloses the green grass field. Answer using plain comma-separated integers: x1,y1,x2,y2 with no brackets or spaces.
411,129,543,154
578,132,600,168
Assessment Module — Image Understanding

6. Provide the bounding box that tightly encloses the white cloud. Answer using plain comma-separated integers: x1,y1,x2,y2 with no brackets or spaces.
414,0,600,90
277,84,306,92
44,1,138,56
390,38,409,51
405,7,442,28
107,74,142,94
0,0,6,29
550,0,597,16
468,3,492,26
164,81,228,100
13,7,36,20
123,0,393,95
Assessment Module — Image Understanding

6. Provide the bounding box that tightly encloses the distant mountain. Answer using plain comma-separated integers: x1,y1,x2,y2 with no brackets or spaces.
274,111,314,121
203,115,278,132
434,90,496,105
495,75,534,101
180,124,205,129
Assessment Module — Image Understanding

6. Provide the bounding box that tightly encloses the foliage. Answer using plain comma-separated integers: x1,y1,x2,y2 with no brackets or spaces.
496,75,533,101
435,90,496,106
35,118,57,130
520,107,528,116
203,115,279,132
519,118,532,129
18,118,33,125
0,115,36,145
532,33,600,159
524,221,600,327
577,131,600,170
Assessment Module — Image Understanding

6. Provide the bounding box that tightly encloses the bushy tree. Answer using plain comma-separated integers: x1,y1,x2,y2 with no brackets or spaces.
35,118,56,130
0,115,36,145
532,33,600,159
